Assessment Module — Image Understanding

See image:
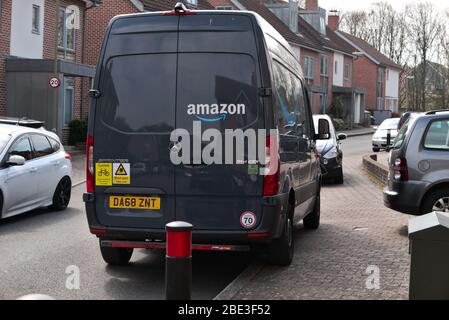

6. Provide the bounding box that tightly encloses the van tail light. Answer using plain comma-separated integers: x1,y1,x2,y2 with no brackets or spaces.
64,152,72,160
263,135,280,196
86,135,94,193
393,157,408,181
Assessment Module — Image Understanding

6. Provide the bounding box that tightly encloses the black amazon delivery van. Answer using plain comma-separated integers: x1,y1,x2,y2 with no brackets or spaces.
83,4,329,266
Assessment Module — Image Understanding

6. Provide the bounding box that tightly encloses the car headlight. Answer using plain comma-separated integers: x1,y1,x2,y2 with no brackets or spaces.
323,147,338,159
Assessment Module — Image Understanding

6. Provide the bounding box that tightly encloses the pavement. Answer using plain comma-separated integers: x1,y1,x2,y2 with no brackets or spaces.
0,135,411,300
232,135,410,300
338,126,375,138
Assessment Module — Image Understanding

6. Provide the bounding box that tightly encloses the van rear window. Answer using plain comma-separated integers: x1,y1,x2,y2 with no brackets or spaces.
176,53,258,132
99,54,177,133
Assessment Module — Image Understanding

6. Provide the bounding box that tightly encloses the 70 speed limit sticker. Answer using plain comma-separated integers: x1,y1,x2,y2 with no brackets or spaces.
240,211,257,229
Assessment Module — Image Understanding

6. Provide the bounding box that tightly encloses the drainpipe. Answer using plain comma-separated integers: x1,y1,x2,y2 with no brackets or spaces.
53,0,60,135
80,1,100,120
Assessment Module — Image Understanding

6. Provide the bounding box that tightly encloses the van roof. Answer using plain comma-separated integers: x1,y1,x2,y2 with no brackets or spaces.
109,10,296,59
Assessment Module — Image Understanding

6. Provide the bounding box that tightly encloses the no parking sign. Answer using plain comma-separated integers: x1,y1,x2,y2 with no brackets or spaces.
48,77,61,89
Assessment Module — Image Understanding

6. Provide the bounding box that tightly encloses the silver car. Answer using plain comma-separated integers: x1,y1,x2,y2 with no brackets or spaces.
372,118,400,152
0,122,72,219
384,110,449,215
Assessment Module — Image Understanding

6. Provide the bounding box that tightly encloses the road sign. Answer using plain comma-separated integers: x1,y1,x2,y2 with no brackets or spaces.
48,77,61,89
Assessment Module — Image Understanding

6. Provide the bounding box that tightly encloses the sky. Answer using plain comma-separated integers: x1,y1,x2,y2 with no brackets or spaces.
317,0,449,13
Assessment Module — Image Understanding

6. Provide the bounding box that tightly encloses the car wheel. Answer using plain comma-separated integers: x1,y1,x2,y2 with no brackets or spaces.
372,147,380,153
100,240,133,265
422,188,449,214
267,203,294,266
303,194,320,229
335,168,344,185
49,177,71,211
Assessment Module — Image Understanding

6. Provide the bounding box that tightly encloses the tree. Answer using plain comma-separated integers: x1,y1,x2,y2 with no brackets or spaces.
406,2,441,111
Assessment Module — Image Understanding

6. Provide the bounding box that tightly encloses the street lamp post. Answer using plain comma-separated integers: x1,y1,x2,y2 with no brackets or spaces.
351,52,364,129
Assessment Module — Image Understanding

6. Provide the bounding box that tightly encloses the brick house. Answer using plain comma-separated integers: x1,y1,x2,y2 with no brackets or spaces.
334,29,402,114
0,0,98,142
234,0,366,124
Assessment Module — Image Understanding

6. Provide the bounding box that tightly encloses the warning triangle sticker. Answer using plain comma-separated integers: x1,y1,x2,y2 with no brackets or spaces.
115,164,128,176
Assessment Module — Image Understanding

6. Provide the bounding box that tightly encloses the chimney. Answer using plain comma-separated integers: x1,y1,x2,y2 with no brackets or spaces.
305,0,318,11
289,0,298,33
328,12,340,31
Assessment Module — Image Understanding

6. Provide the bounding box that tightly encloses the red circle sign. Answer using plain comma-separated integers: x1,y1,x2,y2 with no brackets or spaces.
240,211,257,229
49,77,61,88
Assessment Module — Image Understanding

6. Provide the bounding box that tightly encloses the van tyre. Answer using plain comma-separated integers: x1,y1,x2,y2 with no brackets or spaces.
335,168,344,185
303,194,320,229
267,204,294,266
49,177,71,211
100,241,133,265
421,188,449,214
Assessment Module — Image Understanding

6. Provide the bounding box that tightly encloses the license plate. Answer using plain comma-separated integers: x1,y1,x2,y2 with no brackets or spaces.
109,196,160,210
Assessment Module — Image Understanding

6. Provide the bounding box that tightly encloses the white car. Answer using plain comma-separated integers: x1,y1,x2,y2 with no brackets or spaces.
372,118,400,152
0,122,72,219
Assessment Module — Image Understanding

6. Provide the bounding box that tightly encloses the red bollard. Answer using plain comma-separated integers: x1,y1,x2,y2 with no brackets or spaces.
165,221,193,300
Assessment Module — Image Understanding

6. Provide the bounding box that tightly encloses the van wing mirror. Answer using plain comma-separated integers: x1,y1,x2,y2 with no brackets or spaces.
315,118,330,140
337,133,347,141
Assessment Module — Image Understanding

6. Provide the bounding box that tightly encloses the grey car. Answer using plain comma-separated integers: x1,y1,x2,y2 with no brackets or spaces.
384,110,449,215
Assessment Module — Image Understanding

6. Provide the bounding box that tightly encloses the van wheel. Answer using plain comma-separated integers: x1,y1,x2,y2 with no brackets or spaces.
421,188,449,214
100,241,133,265
49,177,71,211
303,194,320,229
335,168,344,185
267,204,294,266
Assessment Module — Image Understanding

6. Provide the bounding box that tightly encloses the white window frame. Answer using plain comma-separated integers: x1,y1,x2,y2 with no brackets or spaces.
320,55,328,76
63,82,75,128
58,7,77,54
305,56,314,80
344,63,350,80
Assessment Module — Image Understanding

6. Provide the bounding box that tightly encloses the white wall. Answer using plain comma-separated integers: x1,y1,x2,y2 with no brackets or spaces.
385,68,399,98
333,52,344,86
10,0,45,59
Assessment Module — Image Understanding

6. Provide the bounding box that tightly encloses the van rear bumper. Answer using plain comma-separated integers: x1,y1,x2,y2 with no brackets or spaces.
83,193,287,244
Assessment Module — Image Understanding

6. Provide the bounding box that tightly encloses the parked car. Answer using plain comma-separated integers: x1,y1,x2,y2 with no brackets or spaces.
384,110,449,215
83,6,330,266
397,112,422,131
372,118,400,152
313,115,346,184
0,121,72,219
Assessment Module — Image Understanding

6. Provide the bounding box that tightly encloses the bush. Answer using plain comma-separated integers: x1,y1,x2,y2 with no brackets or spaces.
68,119,88,145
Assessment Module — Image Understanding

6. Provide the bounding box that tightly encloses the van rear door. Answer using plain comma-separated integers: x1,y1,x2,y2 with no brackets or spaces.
93,15,178,228
174,14,265,230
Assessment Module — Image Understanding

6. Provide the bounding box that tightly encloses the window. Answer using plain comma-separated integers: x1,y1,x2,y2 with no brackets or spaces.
32,5,40,34
320,55,328,76
424,120,449,150
344,63,350,80
49,138,61,152
272,60,308,136
304,56,314,80
319,17,326,35
58,7,76,52
31,135,53,158
9,137,32,161
334,60,338,74
185,0,198,6
216,6,233,10
63,82,74,128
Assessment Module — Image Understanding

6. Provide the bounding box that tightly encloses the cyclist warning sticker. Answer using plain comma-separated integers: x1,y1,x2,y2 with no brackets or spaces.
96,163,112,186
113,163,130,185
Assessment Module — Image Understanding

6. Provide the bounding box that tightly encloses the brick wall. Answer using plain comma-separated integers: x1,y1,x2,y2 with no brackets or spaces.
207,0,236,9
0,0,12,116
354,56,378,110
343,55,353,88
84,0,140,67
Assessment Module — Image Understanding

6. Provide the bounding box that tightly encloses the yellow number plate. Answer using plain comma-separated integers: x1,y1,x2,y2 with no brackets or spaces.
109,196,160,210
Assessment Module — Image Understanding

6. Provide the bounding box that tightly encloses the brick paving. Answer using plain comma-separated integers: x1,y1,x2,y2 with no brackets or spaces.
234,150,410,300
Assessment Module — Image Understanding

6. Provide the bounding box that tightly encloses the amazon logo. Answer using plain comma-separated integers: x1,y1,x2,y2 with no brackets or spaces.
187,103,246,122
